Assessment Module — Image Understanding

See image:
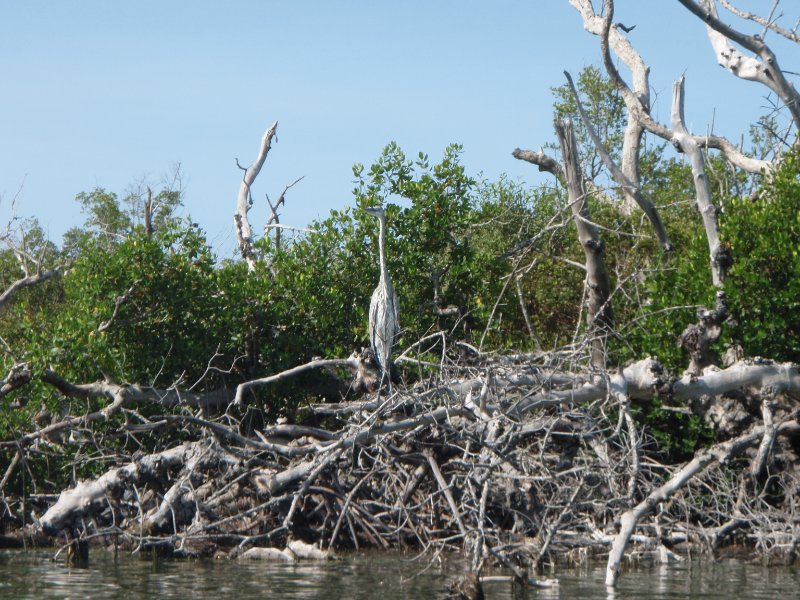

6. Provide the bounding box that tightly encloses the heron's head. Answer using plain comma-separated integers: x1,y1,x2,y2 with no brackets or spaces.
363,206,385,220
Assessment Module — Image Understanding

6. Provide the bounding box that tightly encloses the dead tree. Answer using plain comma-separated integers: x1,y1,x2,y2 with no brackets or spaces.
554,119,613,368
235,122,278,270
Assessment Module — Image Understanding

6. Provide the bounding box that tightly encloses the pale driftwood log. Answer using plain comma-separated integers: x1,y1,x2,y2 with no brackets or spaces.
41,370,233,413
605,419,800,586
39,442,198,534
564,70,672,251
144,444,220,533
235,122,278,271
240,546,296,562
678,0,800,129
511,357,800,416
555,119,613,368
671,76,727,287
287,538,333,560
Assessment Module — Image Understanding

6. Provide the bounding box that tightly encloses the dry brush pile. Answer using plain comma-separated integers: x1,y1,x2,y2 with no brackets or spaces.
2,344,799,589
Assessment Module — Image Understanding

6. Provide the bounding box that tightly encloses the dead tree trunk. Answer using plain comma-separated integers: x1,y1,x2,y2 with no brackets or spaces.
671,76,728,287
235,122,278,271
555,119,612,368
564,70,672,251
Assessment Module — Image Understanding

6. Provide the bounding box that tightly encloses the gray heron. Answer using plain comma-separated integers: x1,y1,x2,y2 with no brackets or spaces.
364,205,399,391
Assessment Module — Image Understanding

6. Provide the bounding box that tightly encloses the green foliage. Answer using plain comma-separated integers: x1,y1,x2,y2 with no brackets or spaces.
612,197,713,370
263,143,570,363
75,188,133,241
55,222,223,386
722,142,800,362
4,67,799,483
640,404,715,461
63,181,182,256
263,143,513,361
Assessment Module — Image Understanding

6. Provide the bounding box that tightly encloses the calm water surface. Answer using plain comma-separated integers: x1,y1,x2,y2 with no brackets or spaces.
0,548,798,599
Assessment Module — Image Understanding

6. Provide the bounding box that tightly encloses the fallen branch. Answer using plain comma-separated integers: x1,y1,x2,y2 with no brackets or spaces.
605,418,800,586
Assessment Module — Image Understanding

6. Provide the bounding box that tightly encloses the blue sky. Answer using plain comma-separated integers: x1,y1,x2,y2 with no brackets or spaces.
1,1,796,256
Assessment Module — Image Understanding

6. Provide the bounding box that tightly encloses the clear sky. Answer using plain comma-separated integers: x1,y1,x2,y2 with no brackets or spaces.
1,1,796,257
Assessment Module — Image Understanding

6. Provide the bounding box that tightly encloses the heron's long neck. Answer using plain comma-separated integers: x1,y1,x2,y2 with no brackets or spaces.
377,216,389,283
378,218,389,281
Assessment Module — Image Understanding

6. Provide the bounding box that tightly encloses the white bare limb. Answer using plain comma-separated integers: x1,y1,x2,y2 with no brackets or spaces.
40,442,198,534
677,0,800,129
718,0,800,44
671,76,726,287
570,0,771,174
0,269,58,312
235,122,278,270
511,358,800,416
564,70,672,251
555,119,613,368
605,419,800,586
511,148,563,179
569,0,651,199
234,357,360,406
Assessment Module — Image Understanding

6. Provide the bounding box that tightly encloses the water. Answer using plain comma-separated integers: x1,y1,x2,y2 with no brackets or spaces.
0,548,798,599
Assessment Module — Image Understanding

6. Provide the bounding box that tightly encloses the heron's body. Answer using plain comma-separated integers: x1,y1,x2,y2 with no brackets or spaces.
365,206,399,389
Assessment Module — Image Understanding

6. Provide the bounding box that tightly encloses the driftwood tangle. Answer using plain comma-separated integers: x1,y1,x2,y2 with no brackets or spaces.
0,350,795,591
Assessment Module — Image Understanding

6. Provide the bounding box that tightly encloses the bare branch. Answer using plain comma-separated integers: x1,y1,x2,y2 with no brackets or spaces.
97,280,139,333
564,70,673,251
511,148,564,179
0,269,58,312
144,187,153,236
570,0,771,173
570,0,652,198
40,369,234,414
0,363,31,398
265,175,304,251
234,357,360,406
605,418,800,586
677,0,800,129
235,122,278,270
555,119,613,368
671,76,727,287
718,0,800,43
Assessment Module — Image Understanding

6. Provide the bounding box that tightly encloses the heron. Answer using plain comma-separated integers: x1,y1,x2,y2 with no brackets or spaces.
364,205,399,391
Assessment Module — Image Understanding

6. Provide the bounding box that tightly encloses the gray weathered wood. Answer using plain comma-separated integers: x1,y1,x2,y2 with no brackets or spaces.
235,122,278,271
555,119,613,368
